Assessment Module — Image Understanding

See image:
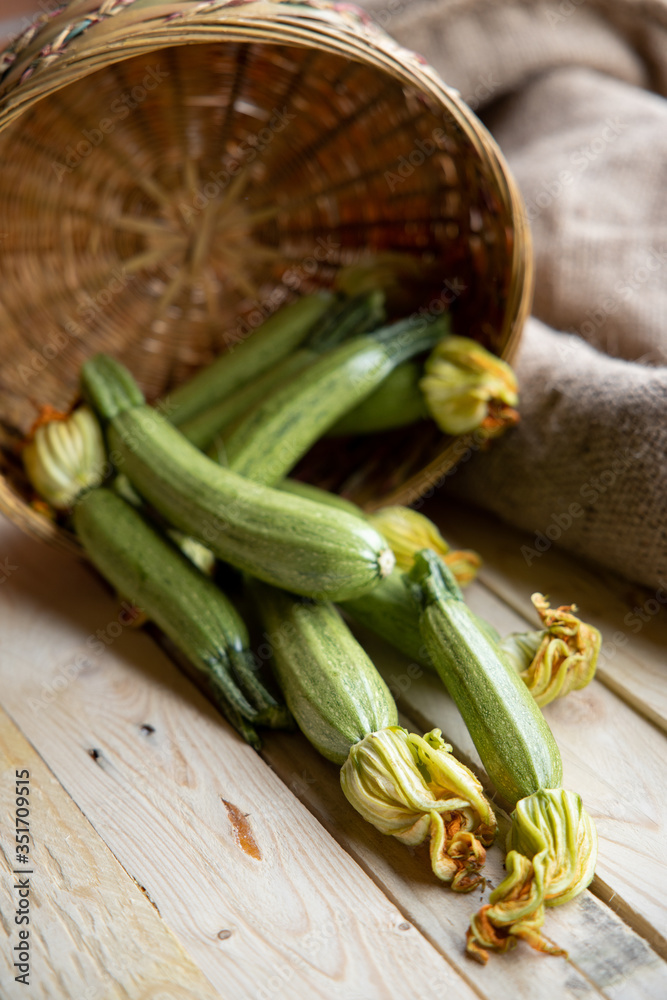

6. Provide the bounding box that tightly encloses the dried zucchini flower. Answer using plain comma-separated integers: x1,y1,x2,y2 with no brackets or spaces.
500,595,601,707
341,726,496,891
23,406,106,510
368,506,481,586
467,788,597,963
420,336,519,438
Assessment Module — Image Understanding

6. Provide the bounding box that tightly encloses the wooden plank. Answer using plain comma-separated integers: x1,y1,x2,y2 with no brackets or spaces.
0,704,222,1000
0,517,475,1000
425,498,667,733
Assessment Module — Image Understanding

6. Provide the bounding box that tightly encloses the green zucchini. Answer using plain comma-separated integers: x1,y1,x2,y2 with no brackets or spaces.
74,488,289,747
278,478,363,518
167,292,333,426
249,581,397,764
224,313,450,486
180,291,386,452
407,550,562,805
406,552,599,961
326,335,522,439
180,352,311,452
341,567,501,668
341,570,431,666
272,484,488,664
248,577,496,890
82,355,395,602
328,362,428,436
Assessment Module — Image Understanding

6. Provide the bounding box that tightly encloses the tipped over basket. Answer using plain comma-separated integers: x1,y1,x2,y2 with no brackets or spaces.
0,0,532,554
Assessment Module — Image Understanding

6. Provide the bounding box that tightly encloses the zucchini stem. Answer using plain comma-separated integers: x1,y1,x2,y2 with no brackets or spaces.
73,489,291,747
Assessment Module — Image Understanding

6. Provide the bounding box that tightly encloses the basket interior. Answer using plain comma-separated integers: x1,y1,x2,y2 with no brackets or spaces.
0,38,517,516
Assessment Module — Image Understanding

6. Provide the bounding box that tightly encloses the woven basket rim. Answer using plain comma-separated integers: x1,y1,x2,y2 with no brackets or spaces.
0,0,533,553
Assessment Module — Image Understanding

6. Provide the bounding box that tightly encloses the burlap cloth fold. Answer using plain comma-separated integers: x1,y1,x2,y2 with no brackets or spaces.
360,0,667,589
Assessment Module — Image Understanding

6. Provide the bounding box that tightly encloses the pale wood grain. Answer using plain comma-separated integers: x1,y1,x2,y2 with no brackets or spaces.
0,516,475,1000
0,705,223,1000
426,498,667,733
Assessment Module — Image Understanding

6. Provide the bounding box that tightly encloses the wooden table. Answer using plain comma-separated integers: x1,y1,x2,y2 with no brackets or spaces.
1,496,665,1000
0,6,665,996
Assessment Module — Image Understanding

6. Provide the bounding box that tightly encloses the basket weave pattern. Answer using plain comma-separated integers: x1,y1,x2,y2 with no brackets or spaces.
0,0,532,553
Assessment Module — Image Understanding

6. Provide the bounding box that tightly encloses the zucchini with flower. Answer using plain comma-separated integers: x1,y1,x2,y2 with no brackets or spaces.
366,505,481,583
332,499,599,706
343,570,600,710
281,482,482,588
407,551,597,962
328,335,519,439
81,355,395,602
248,577,496,890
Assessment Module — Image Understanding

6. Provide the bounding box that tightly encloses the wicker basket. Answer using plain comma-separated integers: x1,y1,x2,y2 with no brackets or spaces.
0,0,532,556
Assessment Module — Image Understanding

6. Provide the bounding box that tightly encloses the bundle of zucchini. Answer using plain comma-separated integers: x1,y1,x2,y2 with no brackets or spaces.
246,576,497,892
22,290,601,963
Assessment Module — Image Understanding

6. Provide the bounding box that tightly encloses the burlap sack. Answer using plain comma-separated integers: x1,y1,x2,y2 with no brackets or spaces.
361,0,667,588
